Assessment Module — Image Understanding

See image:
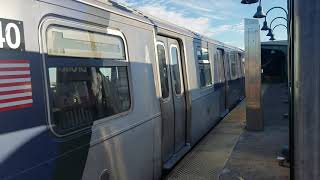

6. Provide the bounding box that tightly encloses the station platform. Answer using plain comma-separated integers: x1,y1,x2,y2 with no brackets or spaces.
164,83,289,180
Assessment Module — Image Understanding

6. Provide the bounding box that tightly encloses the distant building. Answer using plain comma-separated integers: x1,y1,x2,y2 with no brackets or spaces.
261,40,288,83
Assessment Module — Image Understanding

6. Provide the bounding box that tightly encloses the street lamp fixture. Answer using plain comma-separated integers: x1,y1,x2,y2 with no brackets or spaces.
241,0,259,4
269,34,276,41
267,23,287,40
261,16,288,31
261,20,269,31
266,28,273,37
253,0,266,18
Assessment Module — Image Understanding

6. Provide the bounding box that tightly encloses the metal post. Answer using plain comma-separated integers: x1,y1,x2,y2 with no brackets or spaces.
244,19,264,131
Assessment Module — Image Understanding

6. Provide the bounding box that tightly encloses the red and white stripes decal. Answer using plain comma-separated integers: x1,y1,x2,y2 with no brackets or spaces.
0,60,32,112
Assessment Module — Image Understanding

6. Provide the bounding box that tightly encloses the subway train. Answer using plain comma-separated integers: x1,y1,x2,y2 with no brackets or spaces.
0,0,245,180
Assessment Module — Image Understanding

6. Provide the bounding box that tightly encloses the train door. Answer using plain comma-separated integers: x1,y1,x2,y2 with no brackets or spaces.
156,36,187,164
217,49,228,115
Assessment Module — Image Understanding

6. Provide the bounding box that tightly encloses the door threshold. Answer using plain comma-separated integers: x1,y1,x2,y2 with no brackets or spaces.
163,144,191,171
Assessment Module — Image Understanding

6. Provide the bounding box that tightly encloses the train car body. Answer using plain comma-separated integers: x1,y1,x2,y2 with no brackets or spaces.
0,1,244,180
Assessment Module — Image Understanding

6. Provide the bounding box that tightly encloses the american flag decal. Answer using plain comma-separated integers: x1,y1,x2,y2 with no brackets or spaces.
0,60,32,112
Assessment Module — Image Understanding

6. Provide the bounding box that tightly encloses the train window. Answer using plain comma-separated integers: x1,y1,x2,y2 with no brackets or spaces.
170,46,182,95
47,26,125,60
48,67,130,135
241,54,245,76
216,49,225,83
46,26,130,136
196,49,202,60
238,53,244,77
201,48,209,60
157,43,170,98
197,47,213,88
213,51,220,84
230,53,237,79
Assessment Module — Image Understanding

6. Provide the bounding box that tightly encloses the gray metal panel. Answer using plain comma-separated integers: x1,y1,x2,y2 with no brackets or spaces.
293,0,320,179
0,1,162,179
244,19,263,131
81,118,159,180
38,4,162,179
190,90,221,145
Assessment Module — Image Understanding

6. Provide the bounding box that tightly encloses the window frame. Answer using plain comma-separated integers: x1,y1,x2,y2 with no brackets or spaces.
156,41,171,101
169,44,184,96
40,18,133,137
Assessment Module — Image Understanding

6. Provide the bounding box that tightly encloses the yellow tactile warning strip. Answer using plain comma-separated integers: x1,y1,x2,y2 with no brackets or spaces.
164,101,246,180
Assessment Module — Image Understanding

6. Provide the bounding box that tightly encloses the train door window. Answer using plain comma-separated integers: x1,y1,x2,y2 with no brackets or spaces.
230,53,237,79
238,53,244,78
213,50,220,84
46,26,130,136
240,54,245,76
197,47,212,88
157,43,170,99
216,49,225,83
170,45,182,95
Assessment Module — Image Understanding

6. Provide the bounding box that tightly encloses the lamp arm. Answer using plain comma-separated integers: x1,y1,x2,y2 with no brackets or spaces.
272,24,288,31
266,6,288,18
270,17,288,29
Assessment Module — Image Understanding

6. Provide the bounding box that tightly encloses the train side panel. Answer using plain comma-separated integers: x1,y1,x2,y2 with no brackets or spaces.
0,0,162,180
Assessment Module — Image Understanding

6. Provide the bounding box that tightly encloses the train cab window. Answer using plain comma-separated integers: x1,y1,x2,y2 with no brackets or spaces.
46,26,130,135
170,46,182,95
157,43,170,99
197,47,213,88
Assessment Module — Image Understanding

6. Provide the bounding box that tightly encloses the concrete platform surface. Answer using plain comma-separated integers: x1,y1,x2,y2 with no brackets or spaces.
164,101,246,180
164,83,289,180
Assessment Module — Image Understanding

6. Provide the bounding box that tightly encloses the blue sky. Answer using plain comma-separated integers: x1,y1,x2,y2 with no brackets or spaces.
114,0,288,49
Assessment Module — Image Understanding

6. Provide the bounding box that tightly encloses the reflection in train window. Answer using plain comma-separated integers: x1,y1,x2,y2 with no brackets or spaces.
48,66,130,135
157,44,170,98
170,46,182,95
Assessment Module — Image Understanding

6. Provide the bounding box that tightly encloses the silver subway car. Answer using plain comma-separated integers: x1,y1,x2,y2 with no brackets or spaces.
0,0,244,180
